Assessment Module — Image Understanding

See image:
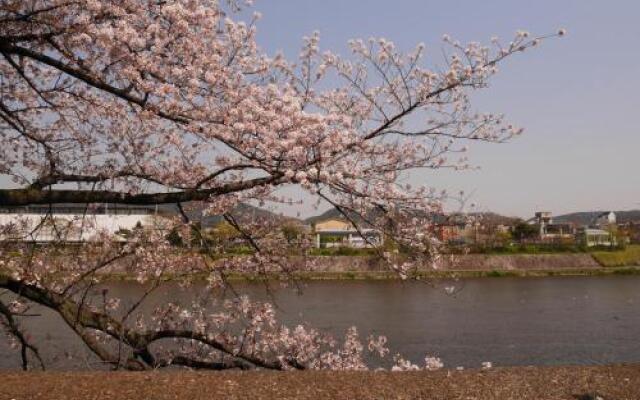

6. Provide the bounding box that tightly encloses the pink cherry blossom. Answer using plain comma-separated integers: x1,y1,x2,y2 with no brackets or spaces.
0,0,561,371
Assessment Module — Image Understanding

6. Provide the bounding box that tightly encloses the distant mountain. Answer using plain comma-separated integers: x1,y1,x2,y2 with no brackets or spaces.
554,210,640,226
304,207,372,226
615,210,640,223
304,206,426,226
154,202,300,228
467,212,521,226
305,207,520,227
304,208,344,224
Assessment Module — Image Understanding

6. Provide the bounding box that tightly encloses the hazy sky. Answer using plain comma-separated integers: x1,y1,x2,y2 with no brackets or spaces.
251,0,640,218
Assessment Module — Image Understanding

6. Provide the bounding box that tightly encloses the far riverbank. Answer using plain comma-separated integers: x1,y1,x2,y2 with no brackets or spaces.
100,250,640,281
4,246,640,282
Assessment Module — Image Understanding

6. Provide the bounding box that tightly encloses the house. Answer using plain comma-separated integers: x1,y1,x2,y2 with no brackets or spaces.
432,212,519,245
431,213,468,243
312,218,382,248
578,228,616,247
573,212,617,247
592,211,616,230
434,224,465,243
533,211,553,226
526,211,575,241
618,222,640,244
0,204,167,243
541,223,575,241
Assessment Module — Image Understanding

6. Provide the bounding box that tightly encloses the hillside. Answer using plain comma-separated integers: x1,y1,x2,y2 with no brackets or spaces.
154,202,300,228
468,212,521,226
554,210,640,225
304,207,344,224
305,208,520,227
304,207,373,226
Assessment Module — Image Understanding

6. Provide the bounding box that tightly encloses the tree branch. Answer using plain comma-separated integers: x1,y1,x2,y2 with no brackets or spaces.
0,272,294,371
0,299,45,370
0,174,283,207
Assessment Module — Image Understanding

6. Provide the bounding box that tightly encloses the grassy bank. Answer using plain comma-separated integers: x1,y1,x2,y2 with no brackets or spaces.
591,245,640,267
2,365,639,400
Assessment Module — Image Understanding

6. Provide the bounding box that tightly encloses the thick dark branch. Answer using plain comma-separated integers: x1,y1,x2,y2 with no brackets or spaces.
0,174,283,206
30,171,174,190
159,355,253,370
30,173,127,190
31,164,269,197
138,329,293,370
0,273,290,370
195,164,258,189
0,32,63,43
58,314,146,371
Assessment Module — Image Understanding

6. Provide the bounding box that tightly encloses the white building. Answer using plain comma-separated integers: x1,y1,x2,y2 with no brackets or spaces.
579,228,616,247
312,218,382,249
0,204,168,243
527,211,574,241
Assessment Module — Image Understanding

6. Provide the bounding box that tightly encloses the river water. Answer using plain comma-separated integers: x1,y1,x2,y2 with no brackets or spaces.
2,275,640,370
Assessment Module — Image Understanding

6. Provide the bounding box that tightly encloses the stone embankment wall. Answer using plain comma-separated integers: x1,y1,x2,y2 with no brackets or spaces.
443,253,601,271
301,253,602,272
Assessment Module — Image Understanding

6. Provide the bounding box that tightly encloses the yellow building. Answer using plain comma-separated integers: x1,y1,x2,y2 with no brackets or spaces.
314,219,354,232
312,218,381,248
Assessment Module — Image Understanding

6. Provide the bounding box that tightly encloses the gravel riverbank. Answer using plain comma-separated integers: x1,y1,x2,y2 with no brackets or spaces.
2,365,639,400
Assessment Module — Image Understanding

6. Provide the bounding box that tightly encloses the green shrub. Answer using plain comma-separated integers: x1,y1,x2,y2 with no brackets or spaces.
320,235,343,244
456,242,583,255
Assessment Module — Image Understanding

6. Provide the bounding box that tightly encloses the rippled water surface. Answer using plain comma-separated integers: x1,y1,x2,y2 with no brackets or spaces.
2,275,640,369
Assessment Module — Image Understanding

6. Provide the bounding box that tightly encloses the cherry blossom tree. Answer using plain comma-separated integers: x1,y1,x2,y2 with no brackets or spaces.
0,0,561,370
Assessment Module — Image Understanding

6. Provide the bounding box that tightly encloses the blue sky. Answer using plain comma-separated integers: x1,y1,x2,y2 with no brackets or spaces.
251,0,640,218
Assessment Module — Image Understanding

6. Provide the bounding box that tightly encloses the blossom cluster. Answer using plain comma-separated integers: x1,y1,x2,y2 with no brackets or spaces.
0,0,560,370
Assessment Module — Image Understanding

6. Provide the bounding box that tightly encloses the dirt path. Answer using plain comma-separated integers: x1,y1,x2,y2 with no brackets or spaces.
1,365,639,400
